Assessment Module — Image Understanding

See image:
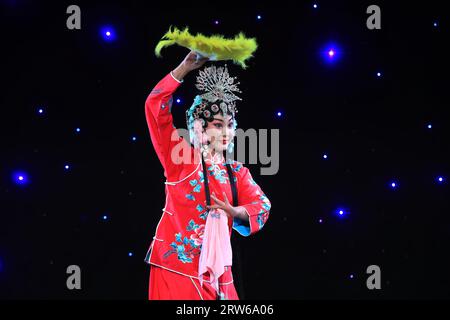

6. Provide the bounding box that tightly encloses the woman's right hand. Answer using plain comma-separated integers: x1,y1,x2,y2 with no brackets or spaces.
181,50,209,72
172,50,209,82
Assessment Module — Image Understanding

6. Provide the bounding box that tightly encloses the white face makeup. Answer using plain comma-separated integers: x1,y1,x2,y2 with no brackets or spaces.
204,114,235,153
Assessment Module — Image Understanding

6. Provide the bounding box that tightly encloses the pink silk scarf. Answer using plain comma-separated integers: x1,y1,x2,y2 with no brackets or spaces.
198,208,233,293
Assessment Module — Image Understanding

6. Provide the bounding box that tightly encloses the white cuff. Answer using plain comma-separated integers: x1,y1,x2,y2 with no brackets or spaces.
170,71,184,83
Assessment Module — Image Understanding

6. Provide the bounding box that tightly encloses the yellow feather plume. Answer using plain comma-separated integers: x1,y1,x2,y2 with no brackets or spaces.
154,26,258,69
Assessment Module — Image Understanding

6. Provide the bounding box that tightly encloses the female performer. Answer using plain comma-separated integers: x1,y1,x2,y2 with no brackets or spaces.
144,50,271,300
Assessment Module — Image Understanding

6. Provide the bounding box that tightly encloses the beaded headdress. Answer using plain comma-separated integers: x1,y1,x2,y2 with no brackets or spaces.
186,64,242,149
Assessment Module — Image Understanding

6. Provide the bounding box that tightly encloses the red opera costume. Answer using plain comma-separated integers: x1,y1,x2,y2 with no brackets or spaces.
144,71,271,300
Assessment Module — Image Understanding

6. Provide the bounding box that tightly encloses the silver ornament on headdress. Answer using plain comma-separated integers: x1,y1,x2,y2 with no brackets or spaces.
195,64,242,104
188,64,241,121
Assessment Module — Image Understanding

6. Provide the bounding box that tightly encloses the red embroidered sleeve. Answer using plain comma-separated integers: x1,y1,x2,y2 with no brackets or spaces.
233,166,271,236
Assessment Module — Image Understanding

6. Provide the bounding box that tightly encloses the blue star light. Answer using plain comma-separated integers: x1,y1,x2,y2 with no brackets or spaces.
335,208,349,218
12,171,29,186
321,43,341,64
100,26,116,42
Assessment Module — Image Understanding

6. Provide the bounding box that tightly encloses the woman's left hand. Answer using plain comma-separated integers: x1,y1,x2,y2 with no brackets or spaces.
208,192,249,221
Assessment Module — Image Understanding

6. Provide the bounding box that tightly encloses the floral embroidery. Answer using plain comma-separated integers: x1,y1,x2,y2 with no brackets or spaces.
257,210,270,230
209,211,221,219
196,204,209,220
189,179,202,193
186,219,200,231
261,194,271,211
190,224,205,247
218,292,228,300
207,164,228,184
185,174,203,201
185,193,195,201
256,194,271,229
163,219,205,263
232,162,242,172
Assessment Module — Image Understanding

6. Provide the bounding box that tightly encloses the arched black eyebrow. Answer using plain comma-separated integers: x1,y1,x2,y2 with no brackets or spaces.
212,117,233,122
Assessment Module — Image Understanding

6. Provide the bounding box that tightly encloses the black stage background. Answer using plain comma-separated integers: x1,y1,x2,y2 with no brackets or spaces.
1,0,449,299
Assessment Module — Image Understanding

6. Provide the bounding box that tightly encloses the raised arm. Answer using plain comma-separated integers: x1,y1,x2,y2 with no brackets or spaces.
144,51,209,179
